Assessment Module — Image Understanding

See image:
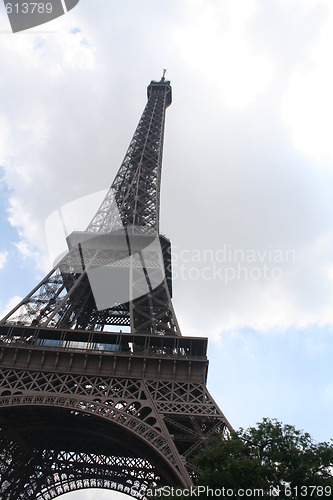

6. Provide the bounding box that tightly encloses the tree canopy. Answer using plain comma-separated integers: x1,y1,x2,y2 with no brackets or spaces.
194,418,333,498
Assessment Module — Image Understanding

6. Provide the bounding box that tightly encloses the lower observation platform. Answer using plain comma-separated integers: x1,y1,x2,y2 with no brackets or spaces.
0,324,209,384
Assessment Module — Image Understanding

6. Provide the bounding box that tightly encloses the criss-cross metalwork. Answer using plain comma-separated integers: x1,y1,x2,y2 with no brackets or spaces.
87,78,171,234
0,76,231,499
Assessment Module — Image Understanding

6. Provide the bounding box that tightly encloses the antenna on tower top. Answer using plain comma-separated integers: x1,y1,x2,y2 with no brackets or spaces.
161,69,167,82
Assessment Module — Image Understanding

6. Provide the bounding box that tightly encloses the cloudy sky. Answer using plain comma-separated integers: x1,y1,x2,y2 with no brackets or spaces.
1,0,333,498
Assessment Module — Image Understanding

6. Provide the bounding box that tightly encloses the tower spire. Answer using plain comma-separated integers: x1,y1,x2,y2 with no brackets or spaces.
87,75,172,234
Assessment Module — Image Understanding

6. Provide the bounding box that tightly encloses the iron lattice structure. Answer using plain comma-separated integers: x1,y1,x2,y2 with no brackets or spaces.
0,76,231,499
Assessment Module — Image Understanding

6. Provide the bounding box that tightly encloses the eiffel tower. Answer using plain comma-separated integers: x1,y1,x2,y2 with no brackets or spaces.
0,74,231,499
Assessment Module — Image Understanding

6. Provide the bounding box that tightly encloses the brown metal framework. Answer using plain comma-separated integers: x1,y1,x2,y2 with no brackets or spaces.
0,76,231,498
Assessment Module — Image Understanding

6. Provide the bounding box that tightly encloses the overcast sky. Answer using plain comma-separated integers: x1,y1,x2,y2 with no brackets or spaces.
1,0,333,498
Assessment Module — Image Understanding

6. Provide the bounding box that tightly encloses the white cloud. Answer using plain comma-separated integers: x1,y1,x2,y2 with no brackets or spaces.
0,116,11,163
0,295,22,319
174,0,274,109
279,0,327,14
174,231,333,339
281,2,333,163
0,251,9,269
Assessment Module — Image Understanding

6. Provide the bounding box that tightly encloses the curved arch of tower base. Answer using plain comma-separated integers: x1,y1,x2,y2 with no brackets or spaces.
0,331,231,499
0,407,175,499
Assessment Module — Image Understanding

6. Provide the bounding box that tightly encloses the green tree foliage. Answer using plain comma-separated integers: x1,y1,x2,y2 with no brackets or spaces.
195,418,333,498
195,431,268,490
